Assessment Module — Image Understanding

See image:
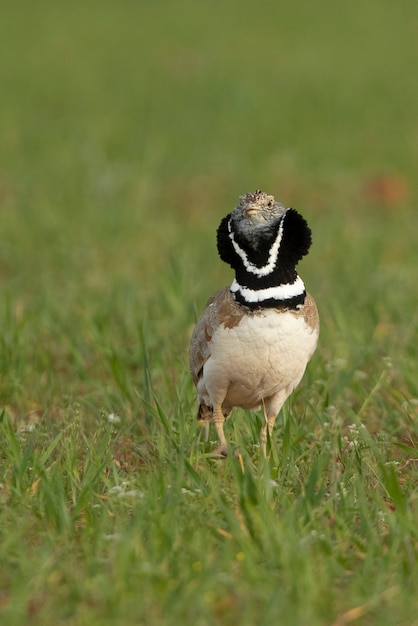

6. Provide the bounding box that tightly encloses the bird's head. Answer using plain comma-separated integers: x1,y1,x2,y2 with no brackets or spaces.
230,190,287,245
217,190,312,271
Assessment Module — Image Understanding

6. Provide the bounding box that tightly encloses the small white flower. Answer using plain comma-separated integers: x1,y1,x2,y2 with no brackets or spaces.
324,406,338,420
338,482,348,496
116,490,144,498
382,356,393,369
325,358,347,373
354,370,368,381
104,533,122,542
107,485,123,494
141,562,153,573
218,573,233,583
348,423,362,433
20,423,37,433
181,487,202,496
107,412,121,424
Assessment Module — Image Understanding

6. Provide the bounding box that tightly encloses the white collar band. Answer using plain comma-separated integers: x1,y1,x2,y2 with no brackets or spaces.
230,276,305,304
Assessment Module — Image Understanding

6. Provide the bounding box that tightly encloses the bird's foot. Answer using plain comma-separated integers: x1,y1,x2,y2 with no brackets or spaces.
206,443,228,458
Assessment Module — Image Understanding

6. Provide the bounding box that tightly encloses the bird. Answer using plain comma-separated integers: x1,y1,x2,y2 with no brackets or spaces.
189,190,319,456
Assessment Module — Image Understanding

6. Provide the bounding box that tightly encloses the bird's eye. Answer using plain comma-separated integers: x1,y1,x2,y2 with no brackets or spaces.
267,201,272,207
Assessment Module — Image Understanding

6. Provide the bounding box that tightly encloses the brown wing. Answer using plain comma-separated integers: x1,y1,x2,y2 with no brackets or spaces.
299,292,320,333
189,287,245,387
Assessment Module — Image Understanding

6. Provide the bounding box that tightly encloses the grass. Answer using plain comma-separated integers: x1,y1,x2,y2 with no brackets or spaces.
1,0,418,624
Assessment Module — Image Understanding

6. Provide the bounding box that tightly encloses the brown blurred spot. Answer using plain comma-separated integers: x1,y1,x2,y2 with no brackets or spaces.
113,436,153,470
364,174,409,206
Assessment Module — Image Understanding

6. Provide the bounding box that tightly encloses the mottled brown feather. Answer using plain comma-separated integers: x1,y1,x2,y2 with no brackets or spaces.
294,292,319,332
189,288,243,386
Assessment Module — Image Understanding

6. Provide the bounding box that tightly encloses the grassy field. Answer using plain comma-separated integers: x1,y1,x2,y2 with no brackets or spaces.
1,1,418,624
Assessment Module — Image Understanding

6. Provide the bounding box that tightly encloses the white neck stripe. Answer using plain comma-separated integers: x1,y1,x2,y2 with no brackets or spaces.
227,211,287,277
230,276,305,303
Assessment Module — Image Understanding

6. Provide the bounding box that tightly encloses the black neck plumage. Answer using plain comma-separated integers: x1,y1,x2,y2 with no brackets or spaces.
217,208,312,310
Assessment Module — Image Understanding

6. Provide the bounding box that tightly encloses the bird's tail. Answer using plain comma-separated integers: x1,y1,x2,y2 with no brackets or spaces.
197,403,212,421
197,403,231,421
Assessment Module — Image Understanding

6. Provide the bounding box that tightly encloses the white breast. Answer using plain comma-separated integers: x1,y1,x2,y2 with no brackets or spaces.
198,309,318,411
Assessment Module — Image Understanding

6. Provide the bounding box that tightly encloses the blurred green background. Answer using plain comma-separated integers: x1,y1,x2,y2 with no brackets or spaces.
1,2,418,625
1,0,417,416
1,0,417,422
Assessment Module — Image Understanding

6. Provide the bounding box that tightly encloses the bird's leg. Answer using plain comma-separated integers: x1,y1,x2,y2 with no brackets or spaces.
197,403,212,443
198,420,210,442
260,411,278,456
211,404,228,456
